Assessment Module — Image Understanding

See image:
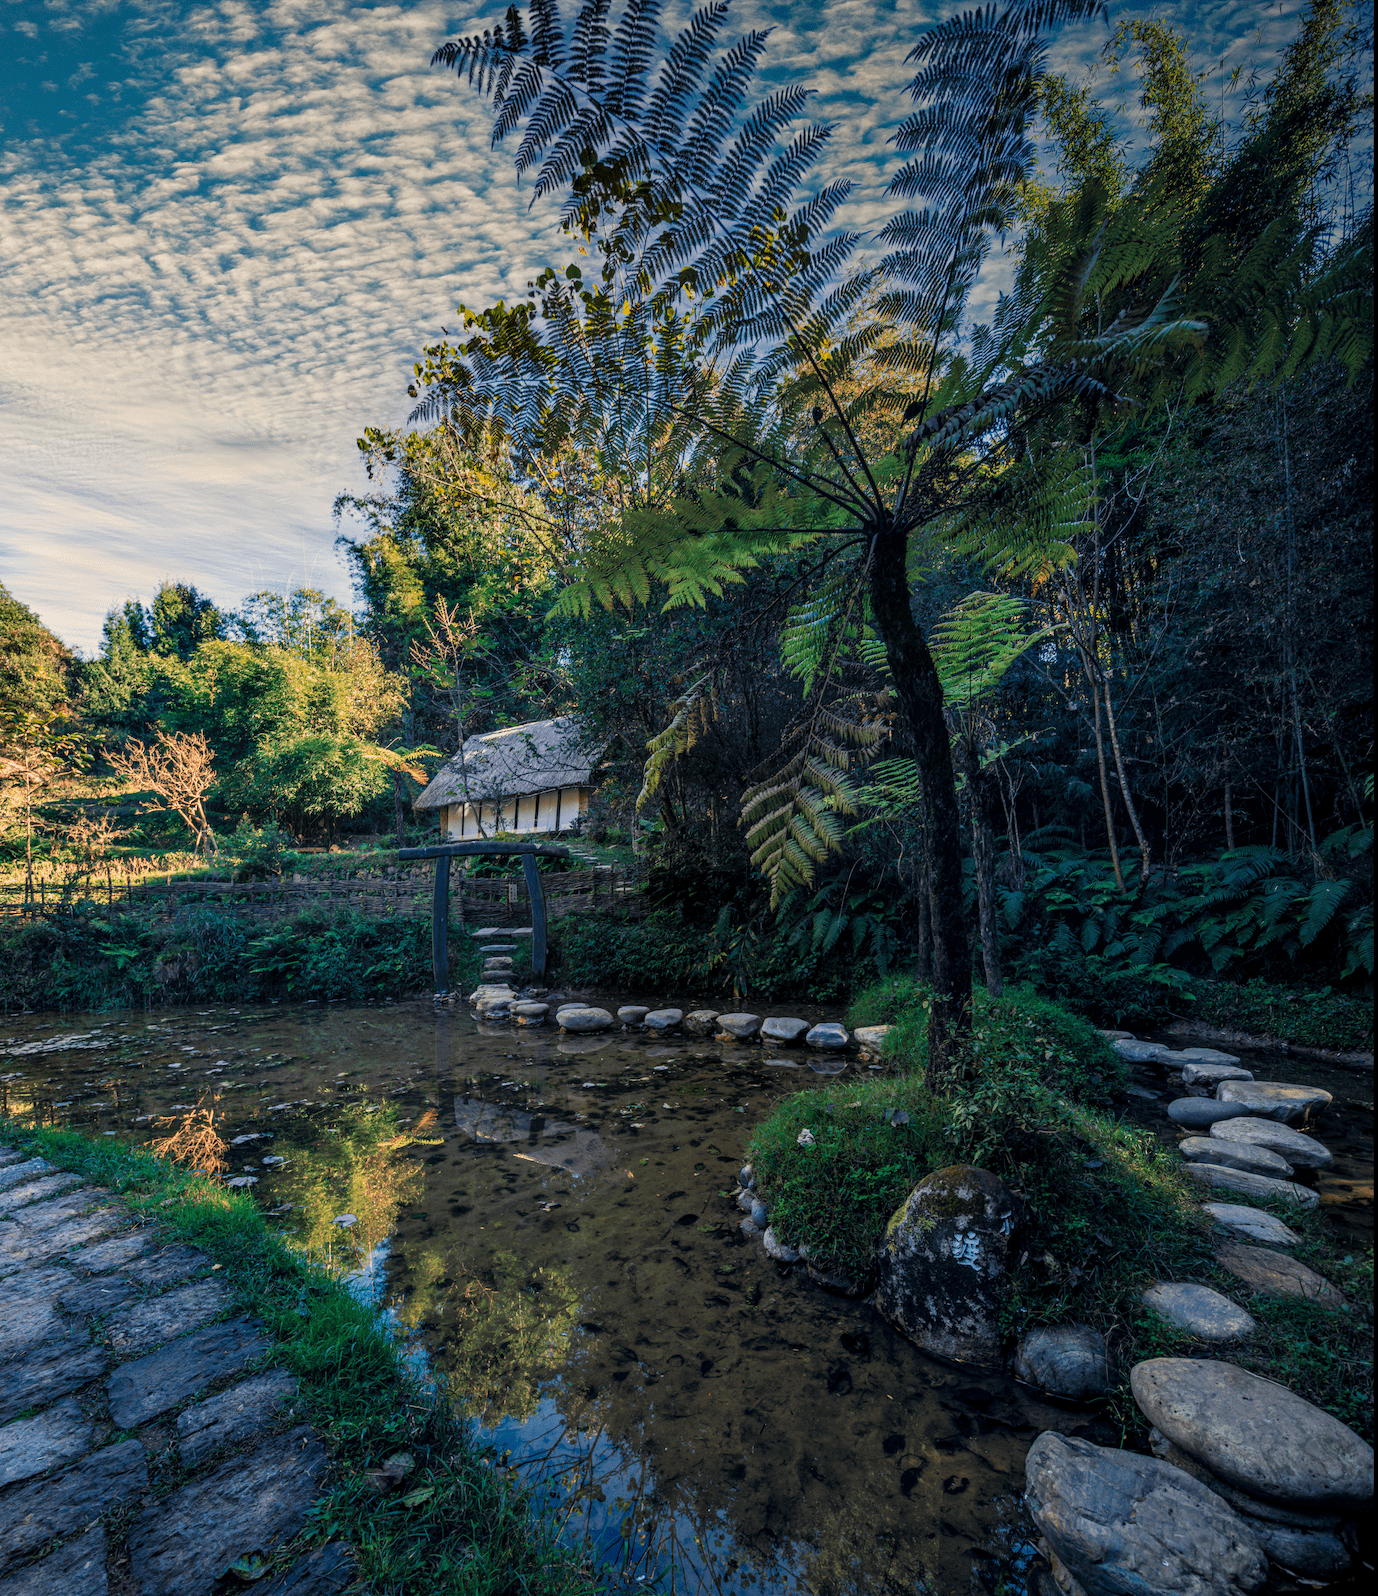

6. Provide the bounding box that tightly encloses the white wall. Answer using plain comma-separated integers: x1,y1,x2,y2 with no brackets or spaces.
445,786,588,840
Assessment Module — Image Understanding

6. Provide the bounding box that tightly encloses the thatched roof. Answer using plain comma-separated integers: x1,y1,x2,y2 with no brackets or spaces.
413,717,599,811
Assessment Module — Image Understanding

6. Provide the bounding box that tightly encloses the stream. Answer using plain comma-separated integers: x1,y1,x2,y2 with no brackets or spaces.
2,998,1370,1594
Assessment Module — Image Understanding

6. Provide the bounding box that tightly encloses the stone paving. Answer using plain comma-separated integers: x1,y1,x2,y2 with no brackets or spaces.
0,1145,355,1596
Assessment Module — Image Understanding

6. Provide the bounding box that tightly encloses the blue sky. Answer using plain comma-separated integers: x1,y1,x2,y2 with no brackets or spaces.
0,0,1331,651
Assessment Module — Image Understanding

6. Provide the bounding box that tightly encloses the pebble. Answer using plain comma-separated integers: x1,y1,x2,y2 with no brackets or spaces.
1202,1203,1301,1246
1183,1162,1318,1209
1131,1357,1374,1511
716,1013,762,1040
1214,1243,1346,1308
760,1016,809,1043
1142,1282,1256,1341
1182,1060,1253,1093
1177,1137,1293,1179
740,1218,764,1241
739,1164,754,1189
617,1006,650,1026
805,1022,849,1051
558,1007,615,1034
1215,1080,1333,1125
1166,1097,1254,1130
644,1009,684,1033
1209,1117,1333,1170
735,1189,755,1213
683,1010,720,1035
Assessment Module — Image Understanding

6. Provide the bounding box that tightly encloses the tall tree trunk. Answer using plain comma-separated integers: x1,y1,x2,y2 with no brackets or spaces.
915,845,934,987
957,737,1003,998
1100,673,1151,881
868,525,972,1082
393,773,407,850
1090,673,1126,892
1224,774,1235,851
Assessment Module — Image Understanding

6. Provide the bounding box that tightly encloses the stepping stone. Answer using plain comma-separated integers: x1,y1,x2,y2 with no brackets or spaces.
1178,1137,1292,1179
1130,1356,1375,1511
0,1159,54,1194
558,1007,614,1034
806,1022,849,1050
106,1317,269,1429
852,1024,892,1055
57,1273,138,1320
1176,1048,1244,1066
1182,1163,1318,1208
259,1542,357,1596
1210,1117,1333,1170
682,1010,719,1035
473,926,531,939
0,1338,108,1426
716,1013,761,1040
1167,1097,1254,1130
1142,1282,1256,1341
63,1230,156,1274
1214,1243,1346,1308
1216,1080,1333,1125
0,1523,107,1595
0,1439,147,1575
1013,1325,1113,1400
760,1016,808,1044
1111,1039,1174,1063
0,1173,83,1215
616,1006,650,1026
1182,1060,1253,1093
1202,1203,1301,1246
0,1397,93,1489
106,1279,230,1355
644,1009,683,1034
482,956,514,970
177,1370,299,1468
0,1293,81,1364
126,1426,327,1596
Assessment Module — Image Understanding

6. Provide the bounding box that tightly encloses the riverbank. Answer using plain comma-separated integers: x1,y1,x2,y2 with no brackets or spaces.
0,1125,594,1596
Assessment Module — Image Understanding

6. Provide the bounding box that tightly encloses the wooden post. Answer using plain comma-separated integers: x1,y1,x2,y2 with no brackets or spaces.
432,853,451,996
521,853,548,978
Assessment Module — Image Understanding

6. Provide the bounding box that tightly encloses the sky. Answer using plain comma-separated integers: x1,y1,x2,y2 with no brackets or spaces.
0,0,1334,653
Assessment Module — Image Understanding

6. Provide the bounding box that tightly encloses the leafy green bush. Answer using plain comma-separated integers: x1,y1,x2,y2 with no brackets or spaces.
1183,977,1373,1052
226,817,297,880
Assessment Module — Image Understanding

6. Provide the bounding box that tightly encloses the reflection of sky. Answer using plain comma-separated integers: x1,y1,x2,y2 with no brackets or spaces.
1,2,1350,650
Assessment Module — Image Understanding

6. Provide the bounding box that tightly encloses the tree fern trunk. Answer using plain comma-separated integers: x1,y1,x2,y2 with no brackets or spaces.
958,739,1004,1000
867,526,971,1079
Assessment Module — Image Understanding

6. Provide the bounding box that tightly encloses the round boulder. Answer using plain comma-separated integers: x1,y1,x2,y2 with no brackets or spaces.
1178,1137,1293,1179
805,1022,849,1051
644,1008,684,1033
760,1016,809,1044
1210,1117,1333,1170
874,1165,1019,1364
1142,1282,1256,1341
558,1007,615,1034
617,1005,650,1026
716,1013,762,1040
1025,1431,1267,1596
1202,1203,1301,1246
1167,1097,1255,1130
1131,1357,1375,1512
1012,1325,1112,1401
1215,1080,1333,1125
681,1010,719,1035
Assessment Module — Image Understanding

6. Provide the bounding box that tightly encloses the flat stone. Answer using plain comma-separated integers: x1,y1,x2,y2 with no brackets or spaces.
1110,1040,1174,1063
106,1317,269,1429
1182,1060,1253,1092
0,1175,83,1216
126,1426,327,1596
1176,1048,1244,1066
0,1440,147,1575
1131,1357,1375,1511
558,1007,614,1033
1214,1244,1346,1308
259,1543,356,1596
1183,1163,1318,1209
0,1525,108,1596
1178,1137,1292,1178
805,1022,849,1051
0,1161,54,1195
1166,1098,1254,1130
106,1279,230,1355
0,1397,93,1489
1209,1118,1333,1170
616,1006,650,1025
2,1190,108,1236
177,1370,299,1468
482,955,514,968
682,1010,719,1035
510,1001,548,1017
762,1225,800,1264
1244,1521,1352,1581
56,1274,138,1321
0,1297,79,1365
644,1009,684,1033
1013,1326,1112,1400
119,1246,210,1290
1142,1282,1256,1341
1215,1080,1332,1125
0,1339,108,1425
63,1231,156,1273
1025,1431,1267,1596
760,1017,809,1044
1202,1204,1302,1246
0,1210,125,1275
852,1025,892,1054
715,1013,761,1040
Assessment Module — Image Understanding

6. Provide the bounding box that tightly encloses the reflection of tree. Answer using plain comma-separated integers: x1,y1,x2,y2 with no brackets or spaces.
275,1104,426,1274
401,1247,579,1426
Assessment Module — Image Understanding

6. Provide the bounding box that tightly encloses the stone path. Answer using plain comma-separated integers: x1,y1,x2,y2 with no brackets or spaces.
0,1146,355,1596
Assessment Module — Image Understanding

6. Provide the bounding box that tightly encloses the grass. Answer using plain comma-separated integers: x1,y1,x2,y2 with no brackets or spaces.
0,1121,598,1596
1181,977,1374,1053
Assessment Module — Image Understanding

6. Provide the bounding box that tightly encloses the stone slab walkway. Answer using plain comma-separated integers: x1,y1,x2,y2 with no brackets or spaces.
0,1146,355,1596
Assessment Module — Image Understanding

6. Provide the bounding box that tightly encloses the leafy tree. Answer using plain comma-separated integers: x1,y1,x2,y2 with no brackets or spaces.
145,582,225,661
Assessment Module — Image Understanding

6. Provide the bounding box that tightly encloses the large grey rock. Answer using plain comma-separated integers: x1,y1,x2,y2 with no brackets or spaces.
125,1426,327,1596
760,1016,809,1044
715,1013,761,1040
1131,1357,1375,1512
1024,1431,1267,1596
106,1317,269,1429
1182,1162,1318,1209
176,1370,299,1467
1201,1204,1301,1246
1013,1326,1112,1400
1214,1243,1345,1308
106,1279,229,1354
0,1397,93,1488
0,1525,107,1596
1111,1039,1174,1064
1177,1137,1292,1178
1166,1098,1254,1130
0,1174,83,1215
874,1165,1019,1364
644,1009,684,1034
681,1010,719,1035
616,1006,650,1026
557,1007,614,1033
259,1543,357,1596
1215,1080,1332,1125
1142,1282,1255,1341
805,1022,849,1051
1182,1061,1253,1093
1209,1118,1333,1170
0,1339,108,1425
0,1441,147,1575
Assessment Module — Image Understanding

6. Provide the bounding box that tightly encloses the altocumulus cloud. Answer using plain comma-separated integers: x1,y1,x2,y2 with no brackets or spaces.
0,0,1306,650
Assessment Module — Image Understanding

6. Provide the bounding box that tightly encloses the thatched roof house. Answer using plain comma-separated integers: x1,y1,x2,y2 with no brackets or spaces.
412,717,599,840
